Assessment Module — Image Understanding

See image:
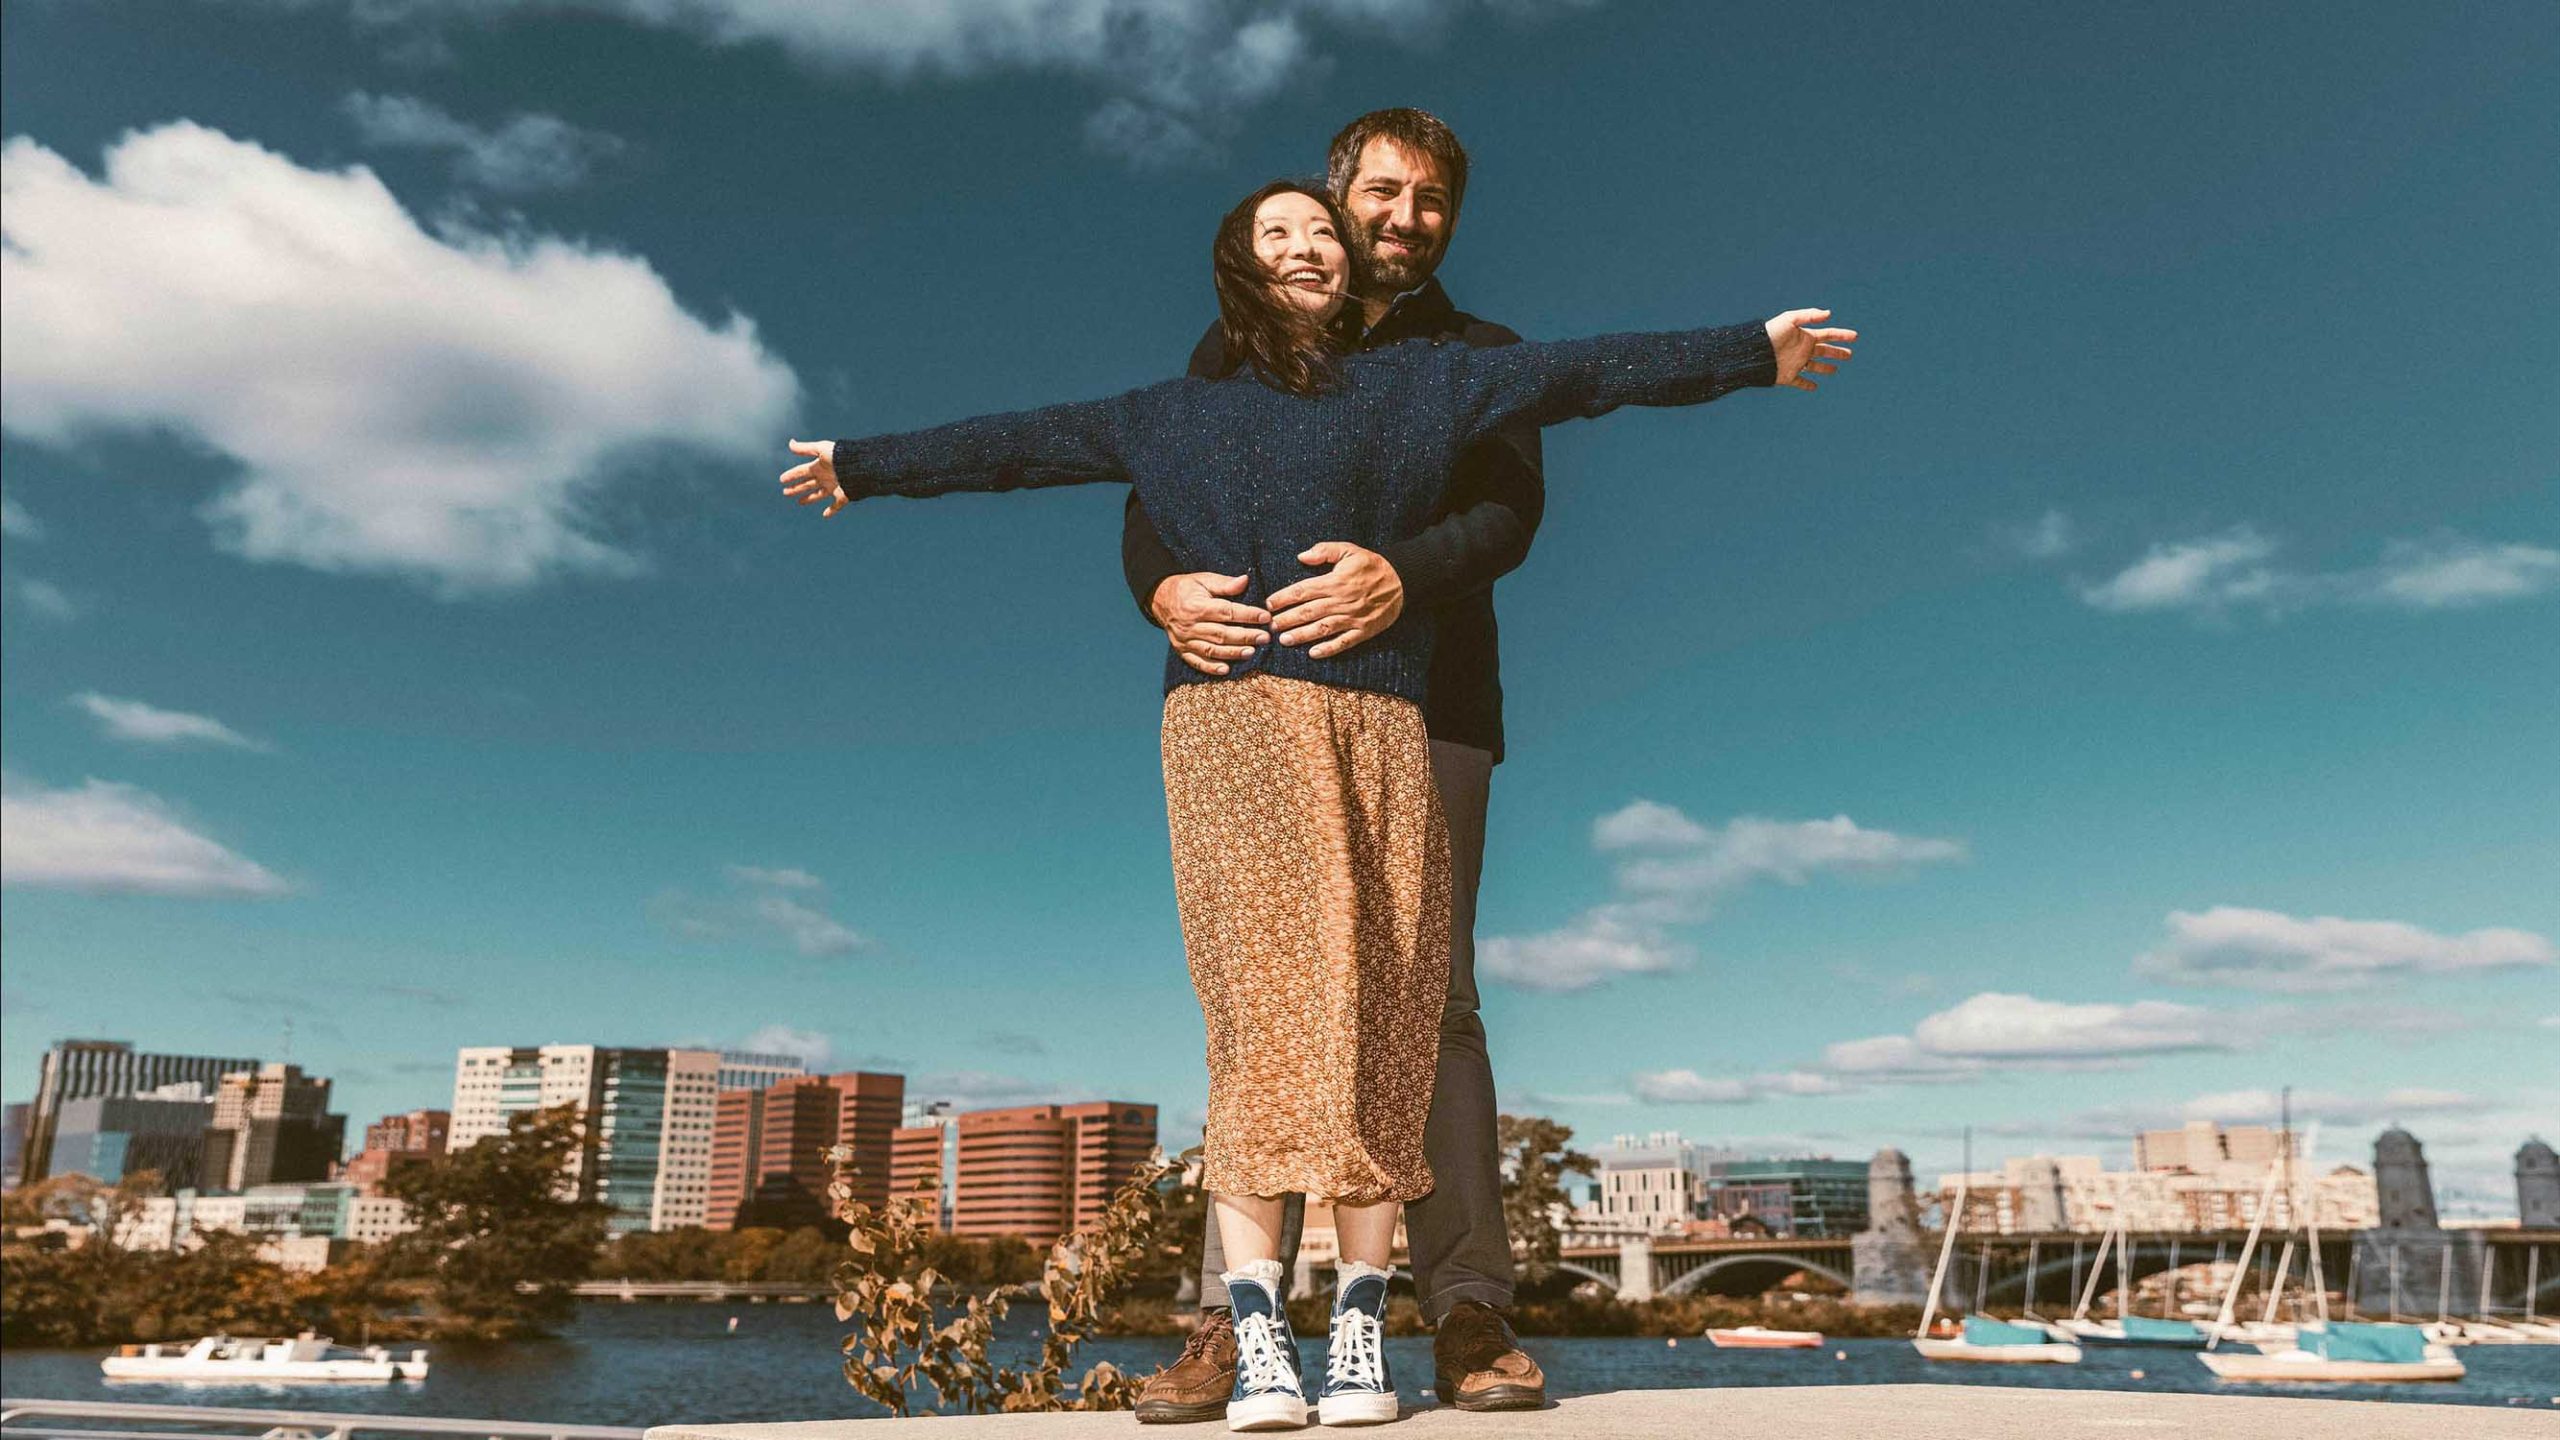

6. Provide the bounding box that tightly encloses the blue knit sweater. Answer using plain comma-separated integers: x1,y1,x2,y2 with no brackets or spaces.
832,321,1777,707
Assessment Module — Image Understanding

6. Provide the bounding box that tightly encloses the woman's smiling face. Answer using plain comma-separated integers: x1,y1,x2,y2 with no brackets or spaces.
1251,189,1349,323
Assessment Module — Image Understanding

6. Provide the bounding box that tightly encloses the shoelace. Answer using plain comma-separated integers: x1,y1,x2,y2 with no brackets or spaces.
1234,1311,1299,1396
1178,1312,1233,1364
1326,1306,1385,1392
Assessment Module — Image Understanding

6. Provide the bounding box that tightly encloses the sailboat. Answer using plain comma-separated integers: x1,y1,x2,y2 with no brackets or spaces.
2195,1117,2463,1384
1911,1179,2083,1364
2048,1211,2208,1350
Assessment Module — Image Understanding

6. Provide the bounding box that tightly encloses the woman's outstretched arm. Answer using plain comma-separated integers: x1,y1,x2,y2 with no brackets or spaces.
780,388,1157,516
1442,309,1855,444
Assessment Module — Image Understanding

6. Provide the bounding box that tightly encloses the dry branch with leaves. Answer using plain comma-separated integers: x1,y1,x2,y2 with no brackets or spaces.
827,1143,1182,1416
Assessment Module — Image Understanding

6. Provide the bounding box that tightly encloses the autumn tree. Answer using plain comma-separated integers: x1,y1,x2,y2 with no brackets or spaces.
1498,1114,1594,1285
380,1106,609,1337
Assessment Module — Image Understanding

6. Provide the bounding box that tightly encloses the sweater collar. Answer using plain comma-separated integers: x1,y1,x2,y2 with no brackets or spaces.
1360,277,1459,347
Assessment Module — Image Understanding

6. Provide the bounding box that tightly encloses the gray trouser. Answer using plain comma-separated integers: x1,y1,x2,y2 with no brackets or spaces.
1199,739,1514,1323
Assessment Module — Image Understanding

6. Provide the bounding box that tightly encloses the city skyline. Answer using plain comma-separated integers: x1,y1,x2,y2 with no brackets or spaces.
4,3,2554,1219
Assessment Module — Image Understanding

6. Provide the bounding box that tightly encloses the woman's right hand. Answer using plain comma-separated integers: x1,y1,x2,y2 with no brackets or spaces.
779,439,849,518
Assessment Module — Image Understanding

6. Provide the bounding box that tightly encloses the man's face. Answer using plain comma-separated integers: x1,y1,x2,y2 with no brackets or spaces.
1340,137,1454,297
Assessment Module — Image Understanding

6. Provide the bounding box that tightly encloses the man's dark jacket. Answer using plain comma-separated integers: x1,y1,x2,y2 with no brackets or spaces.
1119,278,1545,762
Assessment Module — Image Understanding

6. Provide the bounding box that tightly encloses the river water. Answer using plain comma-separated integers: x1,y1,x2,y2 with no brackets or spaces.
5,1304,2556,1423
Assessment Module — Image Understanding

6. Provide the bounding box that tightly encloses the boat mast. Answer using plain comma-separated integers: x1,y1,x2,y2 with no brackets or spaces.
1917,1177,1969,1339
2207,1144,2287,1350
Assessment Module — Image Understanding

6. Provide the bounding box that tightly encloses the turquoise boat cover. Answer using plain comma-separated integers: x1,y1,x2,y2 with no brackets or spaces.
2120,1316,2201,1340
2299,1322,2428,1363
1961,1317,2052,1347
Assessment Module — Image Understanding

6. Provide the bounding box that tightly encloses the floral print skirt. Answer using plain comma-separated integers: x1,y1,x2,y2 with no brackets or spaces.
1161,673,1451,1205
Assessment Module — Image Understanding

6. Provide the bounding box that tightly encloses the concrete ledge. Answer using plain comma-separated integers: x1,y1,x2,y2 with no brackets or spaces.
645,1384,2553,1438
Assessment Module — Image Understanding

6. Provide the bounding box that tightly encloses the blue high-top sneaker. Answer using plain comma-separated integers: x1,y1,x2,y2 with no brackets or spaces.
1222,1261,1308,1431
1317,1263,1399,1426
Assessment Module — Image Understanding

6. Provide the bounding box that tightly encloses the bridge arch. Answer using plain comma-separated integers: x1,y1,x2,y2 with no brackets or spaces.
1657,1253,1853,1298
1552,1261,1618,1294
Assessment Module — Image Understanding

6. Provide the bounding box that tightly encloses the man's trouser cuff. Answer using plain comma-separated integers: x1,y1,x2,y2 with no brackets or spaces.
1421,1279,1515,1326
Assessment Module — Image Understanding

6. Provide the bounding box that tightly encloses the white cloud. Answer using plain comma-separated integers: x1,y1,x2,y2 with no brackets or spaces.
1910,991,2228,1060
10,577,79,619
739,1023,832,1070
1626,1067,1855,1106
1,122,797,595
0,773,290,897
2004,508,2076,559
1818,1033,1984,1082
0,493,40,539
309,0,1600,166
1485,803,1962,993
726,864,823,891
344,92,626,191
72,692,269,751
652,863,866,958
2542,1015,2560,1030
2078,526,2283,613
2077,527,2558,617
2134,905,2555,992
1610,813,1968,916
1632,1069,1753,1104
1479,910,1681,992
2370,534,2560,608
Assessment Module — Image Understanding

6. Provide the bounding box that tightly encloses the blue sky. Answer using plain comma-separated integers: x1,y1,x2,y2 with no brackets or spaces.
3,1,2553,1215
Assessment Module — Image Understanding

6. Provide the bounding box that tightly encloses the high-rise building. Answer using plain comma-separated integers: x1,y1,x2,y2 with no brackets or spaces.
363,1110,450,1157
2,1102,30,1192
890,1122,953,1226
204,1064,346,1191
43,1088,217,1190
950,1101,1158,1245
716,1051,809,1093
447,1044,720,1233
707,1089,764,1231
342,1109,451,1192
1698,1157,1872,1237
17,1040,260,1186
2135,1120,2287,1173
1064,1101,1158,1230
703,1071,906,1230
827,1072,905,1211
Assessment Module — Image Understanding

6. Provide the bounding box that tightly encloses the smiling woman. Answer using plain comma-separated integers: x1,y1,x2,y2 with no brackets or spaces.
777,168,1844,1428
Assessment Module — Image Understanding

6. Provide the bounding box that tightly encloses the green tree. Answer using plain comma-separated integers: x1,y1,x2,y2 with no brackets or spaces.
1497,1114,1594,1286
381,1106,609,1337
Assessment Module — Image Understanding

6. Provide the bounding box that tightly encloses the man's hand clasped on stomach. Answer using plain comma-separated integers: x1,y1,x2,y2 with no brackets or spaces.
1152,542,1405,676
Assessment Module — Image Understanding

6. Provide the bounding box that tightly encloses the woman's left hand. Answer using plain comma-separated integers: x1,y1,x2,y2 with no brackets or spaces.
779,440,849,518
1764,308,1858,392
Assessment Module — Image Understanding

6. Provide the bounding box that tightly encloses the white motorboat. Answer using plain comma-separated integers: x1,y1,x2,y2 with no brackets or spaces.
2196,1321,2463,1383
102,1333,430,1382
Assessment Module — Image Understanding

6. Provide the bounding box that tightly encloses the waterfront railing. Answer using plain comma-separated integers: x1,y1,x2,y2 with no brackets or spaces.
0,1399,645,1440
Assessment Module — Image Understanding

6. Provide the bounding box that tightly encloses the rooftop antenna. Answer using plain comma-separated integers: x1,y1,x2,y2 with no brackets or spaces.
281,1016,295,1063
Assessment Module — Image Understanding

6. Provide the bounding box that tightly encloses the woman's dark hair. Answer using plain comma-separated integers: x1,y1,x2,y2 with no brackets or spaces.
1211,179,1364,397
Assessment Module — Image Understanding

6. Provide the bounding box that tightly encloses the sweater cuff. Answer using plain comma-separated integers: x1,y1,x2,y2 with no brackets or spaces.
1378,533,1461,612
829,439,878,501
1707,321,1781,389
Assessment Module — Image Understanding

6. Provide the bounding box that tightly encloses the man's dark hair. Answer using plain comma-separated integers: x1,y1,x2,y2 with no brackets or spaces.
1211,179,1365,398
1326,107,1470,215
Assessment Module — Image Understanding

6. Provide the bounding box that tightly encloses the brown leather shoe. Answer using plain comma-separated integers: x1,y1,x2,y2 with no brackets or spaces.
1431,1300,1545,1411
1134,1307,1236,1424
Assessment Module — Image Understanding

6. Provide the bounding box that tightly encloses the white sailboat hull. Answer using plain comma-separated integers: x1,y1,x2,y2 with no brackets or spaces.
1912,1338,2083,1364
2197,1346,2464,1383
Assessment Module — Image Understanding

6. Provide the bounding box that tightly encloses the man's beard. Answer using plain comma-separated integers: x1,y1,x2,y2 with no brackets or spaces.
1354,219,1438,295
